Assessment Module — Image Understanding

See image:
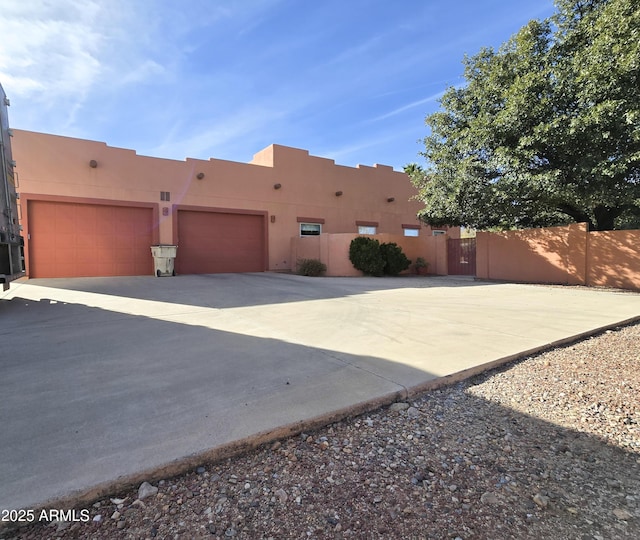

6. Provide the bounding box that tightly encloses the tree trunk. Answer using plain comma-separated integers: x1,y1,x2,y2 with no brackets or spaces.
593,206,624,231
557,203,595,230
593,208,613,231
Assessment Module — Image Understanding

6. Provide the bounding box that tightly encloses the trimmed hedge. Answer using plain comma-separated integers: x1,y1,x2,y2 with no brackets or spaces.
349,236,385,276
349,237,411,276
380,242,411,275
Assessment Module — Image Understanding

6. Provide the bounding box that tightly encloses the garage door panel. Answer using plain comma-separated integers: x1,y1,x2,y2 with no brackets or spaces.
56,210,76,229
113,247,135,263
29,201,153,278
76,237,95,250
55,245,76,259
176,210,265,274
134,234,151,247
77,252,96,266
115,219,136,236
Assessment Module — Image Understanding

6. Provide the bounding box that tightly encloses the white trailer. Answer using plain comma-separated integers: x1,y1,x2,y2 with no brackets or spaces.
0,82,24,290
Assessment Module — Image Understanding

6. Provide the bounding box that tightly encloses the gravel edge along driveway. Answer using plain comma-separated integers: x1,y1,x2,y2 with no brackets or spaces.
4,322,639,540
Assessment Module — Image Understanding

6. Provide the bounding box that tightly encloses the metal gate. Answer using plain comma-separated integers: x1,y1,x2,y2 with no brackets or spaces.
447,238,476,275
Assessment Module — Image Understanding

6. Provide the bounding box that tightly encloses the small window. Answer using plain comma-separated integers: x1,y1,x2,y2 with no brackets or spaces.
403,228,419,237
160,191,171,201
358,225,377,235
300,223,321,236
432,230,446,236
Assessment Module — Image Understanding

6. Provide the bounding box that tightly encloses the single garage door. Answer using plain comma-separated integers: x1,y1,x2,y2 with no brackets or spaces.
176,210,266,274
28,200,154,278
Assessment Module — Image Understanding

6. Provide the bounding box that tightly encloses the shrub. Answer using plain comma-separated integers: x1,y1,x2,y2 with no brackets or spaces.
296,258,327,277
414,256,429,274
415,256,427,269
349,236,385,276
349,237,412,276
380,242,412,276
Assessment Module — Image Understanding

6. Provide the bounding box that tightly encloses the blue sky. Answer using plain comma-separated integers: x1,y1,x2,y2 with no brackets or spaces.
0,0,556,171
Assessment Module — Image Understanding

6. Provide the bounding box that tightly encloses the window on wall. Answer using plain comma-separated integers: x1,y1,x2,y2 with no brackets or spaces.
300,223,321,236
356,221,378,235
403,228,419,237
432,230,446,236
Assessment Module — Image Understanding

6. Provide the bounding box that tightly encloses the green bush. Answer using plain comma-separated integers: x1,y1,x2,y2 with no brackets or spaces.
414,256,429,274
349,236,385,276
380,242,412,276
296,258,327,277
349,237,412,276
415,256,427,269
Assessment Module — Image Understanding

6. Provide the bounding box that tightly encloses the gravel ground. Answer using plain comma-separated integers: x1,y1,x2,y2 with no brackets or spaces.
3,321,639,540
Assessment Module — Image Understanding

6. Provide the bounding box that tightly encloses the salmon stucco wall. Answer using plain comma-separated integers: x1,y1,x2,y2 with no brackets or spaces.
290,236,322,270
476,223,588,285
291,232,448,277
11,130,436,274
476,223,640,291
587,230,640,290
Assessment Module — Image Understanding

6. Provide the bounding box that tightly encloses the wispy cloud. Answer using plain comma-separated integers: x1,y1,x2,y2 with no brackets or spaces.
118,60,167,86
320,127,417,168
0,0,557,171
0,0,142,132
370,91,447,122
370,84,466,123
323,34,386,67
0,0,104,99
144,103,290,161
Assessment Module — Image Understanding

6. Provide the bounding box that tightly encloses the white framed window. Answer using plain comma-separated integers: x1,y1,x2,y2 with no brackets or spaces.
403,228,419,237
300,223,322,237
432,230,446,236
358,225,377,235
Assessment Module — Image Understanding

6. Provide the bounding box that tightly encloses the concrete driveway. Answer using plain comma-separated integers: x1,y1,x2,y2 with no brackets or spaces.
2,273,639,512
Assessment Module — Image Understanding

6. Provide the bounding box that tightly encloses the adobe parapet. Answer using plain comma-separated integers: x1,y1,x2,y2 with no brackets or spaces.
250,143,398,173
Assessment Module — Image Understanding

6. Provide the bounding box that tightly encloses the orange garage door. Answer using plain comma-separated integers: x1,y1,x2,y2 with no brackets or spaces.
176,210,266,274
28,201,154,278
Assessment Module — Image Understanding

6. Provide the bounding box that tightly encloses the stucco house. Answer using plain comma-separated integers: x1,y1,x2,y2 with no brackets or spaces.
11,129,450,278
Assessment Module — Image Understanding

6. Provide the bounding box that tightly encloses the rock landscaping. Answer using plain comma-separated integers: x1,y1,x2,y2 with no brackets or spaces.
4,323,639,539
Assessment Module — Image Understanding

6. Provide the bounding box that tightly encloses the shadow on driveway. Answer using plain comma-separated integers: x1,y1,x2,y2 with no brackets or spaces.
1,292,638,538
0,293,426,511
19,273,488,309
1,274,639,518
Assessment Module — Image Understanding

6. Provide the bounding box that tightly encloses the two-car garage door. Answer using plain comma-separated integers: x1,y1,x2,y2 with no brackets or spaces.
28,200,154,278
27,201,266,278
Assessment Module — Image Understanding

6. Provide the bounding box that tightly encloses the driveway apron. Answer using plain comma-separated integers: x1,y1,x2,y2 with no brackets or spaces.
1,274,639,511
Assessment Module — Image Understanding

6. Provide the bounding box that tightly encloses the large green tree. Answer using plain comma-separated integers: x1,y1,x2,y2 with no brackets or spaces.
408,0,640,231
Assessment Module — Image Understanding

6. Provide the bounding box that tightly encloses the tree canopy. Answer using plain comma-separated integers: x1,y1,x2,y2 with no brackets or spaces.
408,0,640,231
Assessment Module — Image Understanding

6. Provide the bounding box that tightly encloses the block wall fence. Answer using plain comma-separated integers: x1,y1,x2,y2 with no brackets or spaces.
307,225,640,292
476,223,640,291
